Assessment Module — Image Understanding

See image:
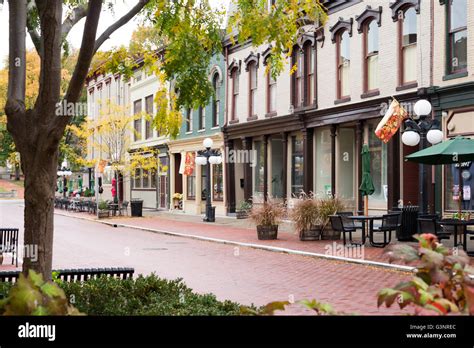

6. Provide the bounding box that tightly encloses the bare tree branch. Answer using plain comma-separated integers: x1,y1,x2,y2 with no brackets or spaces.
25,0,42,56
94,0,149,54
62,4,88,39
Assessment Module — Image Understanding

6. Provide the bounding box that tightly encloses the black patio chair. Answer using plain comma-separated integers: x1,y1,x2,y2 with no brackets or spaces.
337,211,363,229
418,216,450,240
329,214,362,246
121,201,129,216
369,213,401,248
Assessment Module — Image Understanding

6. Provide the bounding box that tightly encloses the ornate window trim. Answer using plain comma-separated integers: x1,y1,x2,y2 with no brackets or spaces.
209,65,223,85
244,52,260,71
329,17,353,43
227,59,241,77
389,0,420,22
262,46,272,66
355,6,382,33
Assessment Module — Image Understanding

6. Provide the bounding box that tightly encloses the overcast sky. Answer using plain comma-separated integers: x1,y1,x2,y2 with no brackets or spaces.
0,0,229,68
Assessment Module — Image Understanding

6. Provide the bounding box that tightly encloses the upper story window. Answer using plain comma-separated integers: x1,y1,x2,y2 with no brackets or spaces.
448,0,467,74
145,95,153,139
133,99,142,141
88,89,94,118
230,68,239,121
401,7,417,84
248,62,258,117
211,73,220,127
267,71,277,114
198,106,205,130
292,42,315,108
185,108,192,133
363,20,379,93
337,30,351,99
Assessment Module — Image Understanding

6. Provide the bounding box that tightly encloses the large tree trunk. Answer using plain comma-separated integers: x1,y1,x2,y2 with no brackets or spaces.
20,140,59,279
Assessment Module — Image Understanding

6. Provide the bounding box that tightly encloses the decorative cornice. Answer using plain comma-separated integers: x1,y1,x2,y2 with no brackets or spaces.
296,32,316,50
389,0,420,22
355,6,382,33
329,17,353,43
244,51,260,71
262,46,272,66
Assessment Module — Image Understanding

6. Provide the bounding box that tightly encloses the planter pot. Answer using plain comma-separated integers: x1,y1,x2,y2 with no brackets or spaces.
236,210,248,219
299,225,322,241
257,225,278,240
321,227,341,240
98,210,110,219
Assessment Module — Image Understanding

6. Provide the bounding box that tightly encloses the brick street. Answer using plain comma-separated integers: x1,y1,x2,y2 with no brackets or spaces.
0,200,415,315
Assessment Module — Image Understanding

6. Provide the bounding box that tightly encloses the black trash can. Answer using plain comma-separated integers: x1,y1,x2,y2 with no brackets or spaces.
130,199,143,217
396,205,419,241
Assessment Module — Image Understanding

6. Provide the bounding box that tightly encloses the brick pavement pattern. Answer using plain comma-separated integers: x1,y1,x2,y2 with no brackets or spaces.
1,201,416,314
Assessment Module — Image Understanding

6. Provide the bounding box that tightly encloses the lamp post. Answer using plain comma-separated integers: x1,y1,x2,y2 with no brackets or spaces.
195,137,222,222
401,99,443,214
57,158,72,198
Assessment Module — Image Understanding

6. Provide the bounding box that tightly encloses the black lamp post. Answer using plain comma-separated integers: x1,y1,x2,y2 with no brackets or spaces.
57,158,72,198
401,99,443,214
195,137,222,222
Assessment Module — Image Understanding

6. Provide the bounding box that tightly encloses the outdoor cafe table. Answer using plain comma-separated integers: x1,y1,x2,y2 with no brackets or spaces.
439,219,474,256
348,215,384,246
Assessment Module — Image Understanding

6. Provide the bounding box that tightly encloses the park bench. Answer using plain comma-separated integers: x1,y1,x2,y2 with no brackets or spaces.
0,267,134,283
0,228,19,267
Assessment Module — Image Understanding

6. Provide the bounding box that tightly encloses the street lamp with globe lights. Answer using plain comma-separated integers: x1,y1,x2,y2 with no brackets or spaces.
401,99,443,213
57,158,72,198
195,137,222,222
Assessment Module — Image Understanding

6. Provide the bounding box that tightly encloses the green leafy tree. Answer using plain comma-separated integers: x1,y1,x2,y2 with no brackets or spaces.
5,0,326,280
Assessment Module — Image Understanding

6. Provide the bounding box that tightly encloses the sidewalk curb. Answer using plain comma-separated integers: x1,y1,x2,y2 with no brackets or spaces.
54,211,416,274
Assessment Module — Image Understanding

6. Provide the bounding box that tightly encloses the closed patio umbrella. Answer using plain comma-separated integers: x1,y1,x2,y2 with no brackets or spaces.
359,143,375,216
405,136,474,216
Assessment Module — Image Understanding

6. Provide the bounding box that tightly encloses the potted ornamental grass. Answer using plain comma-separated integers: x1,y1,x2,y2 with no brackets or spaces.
97,200,110,219
249,199,285,240
236,200,252,219
290,193,322,241
172,193,183,209
318,196,345,240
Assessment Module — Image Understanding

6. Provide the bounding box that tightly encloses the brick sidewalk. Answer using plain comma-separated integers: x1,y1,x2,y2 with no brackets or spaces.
0,179,24,199
55,209,419,265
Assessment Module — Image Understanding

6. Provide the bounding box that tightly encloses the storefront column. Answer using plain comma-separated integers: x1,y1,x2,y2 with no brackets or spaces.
242,136,253,201
225,138,236,213
282,132,288,202
263,135,268,201
330,125,337,197
387,132,401,211
302,128,313,193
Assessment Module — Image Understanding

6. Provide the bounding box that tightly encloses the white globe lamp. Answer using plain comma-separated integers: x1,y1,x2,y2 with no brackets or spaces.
427,129,443,145
203,138,213,149
402,130,421,147
414,99,432,117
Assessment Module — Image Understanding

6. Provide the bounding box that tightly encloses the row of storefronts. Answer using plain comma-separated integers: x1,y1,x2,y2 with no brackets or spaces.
85,0,474,216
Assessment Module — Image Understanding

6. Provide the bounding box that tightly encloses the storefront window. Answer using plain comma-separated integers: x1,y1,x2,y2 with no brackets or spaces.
337,128,355,208
291,135,304,195
213,163,224,201
254,141,265,195
368,124,388,208
271,137,284,198
187,172,195,199
315,128,332,197
201,167,207,201
445,162,474,211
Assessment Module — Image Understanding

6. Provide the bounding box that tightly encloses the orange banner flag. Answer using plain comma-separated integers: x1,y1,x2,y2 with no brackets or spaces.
375,98,408,143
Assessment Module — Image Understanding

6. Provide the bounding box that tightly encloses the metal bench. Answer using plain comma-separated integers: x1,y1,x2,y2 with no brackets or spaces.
0,228,19,267
0,267,134,283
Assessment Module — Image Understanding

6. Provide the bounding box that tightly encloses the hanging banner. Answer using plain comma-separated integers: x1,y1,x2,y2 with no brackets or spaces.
183,152,195,176
375,98,408,143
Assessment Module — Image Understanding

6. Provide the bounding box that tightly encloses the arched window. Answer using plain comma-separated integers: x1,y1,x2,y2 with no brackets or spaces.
267,70,277,114
198,106,205,130
447,0,467,74
248,61,258,117
337,30,350,99
401,6,417,85
211,73,220,127
363,19,379,93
